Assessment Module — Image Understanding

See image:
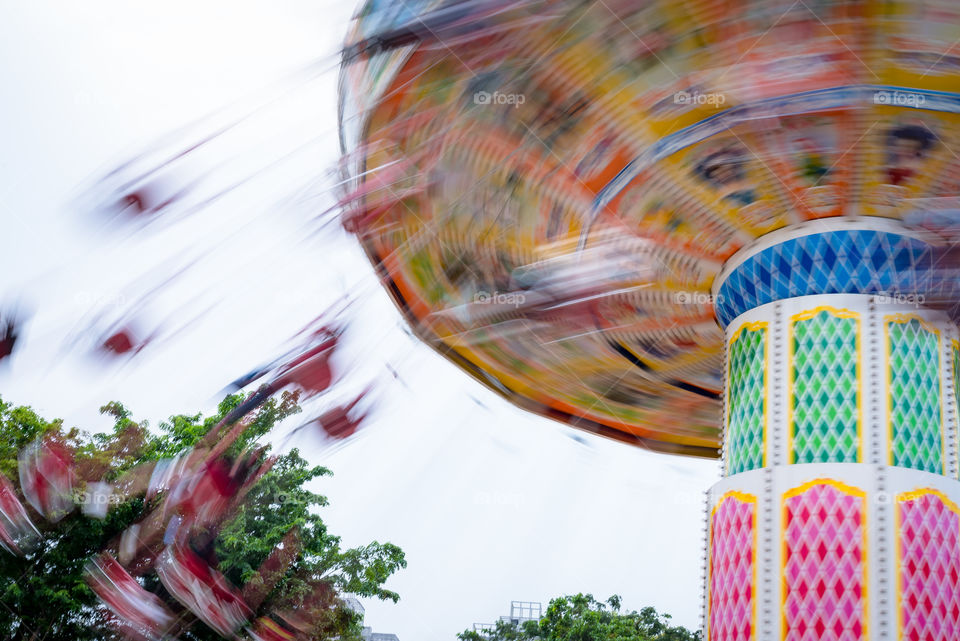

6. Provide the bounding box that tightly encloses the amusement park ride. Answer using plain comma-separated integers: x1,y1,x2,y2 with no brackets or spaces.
4,1,960,640
338,1,960,640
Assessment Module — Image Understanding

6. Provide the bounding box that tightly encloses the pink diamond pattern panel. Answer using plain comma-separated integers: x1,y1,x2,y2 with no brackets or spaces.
709,492,756,641
783,480,866,641
898,490,960,641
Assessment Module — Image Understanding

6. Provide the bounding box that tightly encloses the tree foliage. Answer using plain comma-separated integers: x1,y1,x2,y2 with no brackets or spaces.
458,594,700,641
0,393,406,641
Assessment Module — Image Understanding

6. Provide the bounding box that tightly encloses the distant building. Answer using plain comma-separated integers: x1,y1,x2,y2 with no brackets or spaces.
343,596,401,641
501,601,542,625
474,601,542,631
343,597,365,618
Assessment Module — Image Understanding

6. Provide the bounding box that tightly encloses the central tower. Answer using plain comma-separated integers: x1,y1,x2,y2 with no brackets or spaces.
703,218,960,641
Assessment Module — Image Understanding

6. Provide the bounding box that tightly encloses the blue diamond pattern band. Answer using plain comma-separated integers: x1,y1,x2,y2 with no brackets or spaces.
716,230,933,327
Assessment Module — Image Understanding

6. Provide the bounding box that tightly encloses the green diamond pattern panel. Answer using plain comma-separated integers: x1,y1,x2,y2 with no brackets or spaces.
727,325,766,475
791,309,859,464
888,317,943,474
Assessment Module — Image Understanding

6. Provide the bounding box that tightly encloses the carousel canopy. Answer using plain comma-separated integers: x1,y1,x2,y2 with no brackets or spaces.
339,0,960,457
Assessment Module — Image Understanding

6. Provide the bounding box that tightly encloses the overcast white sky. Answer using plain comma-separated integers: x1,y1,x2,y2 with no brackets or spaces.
0,2,716,639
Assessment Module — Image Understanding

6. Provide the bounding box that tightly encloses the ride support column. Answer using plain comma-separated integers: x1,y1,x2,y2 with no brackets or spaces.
701,221,960,641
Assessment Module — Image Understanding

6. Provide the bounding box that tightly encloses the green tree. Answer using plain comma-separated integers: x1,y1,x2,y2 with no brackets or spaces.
0,393,406,641
458,594,700,641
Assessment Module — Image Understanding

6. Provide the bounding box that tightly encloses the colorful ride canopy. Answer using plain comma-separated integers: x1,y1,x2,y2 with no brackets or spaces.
338,0,960,458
